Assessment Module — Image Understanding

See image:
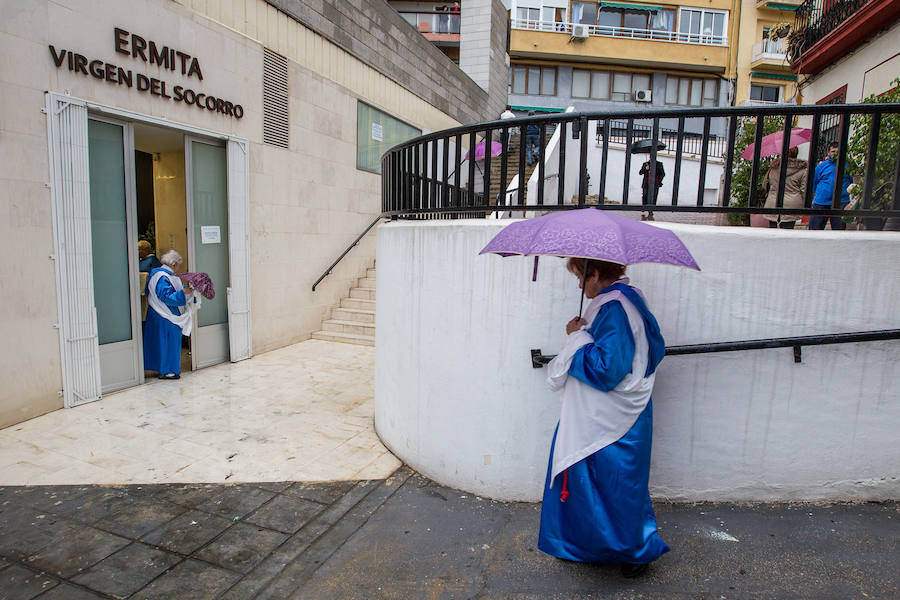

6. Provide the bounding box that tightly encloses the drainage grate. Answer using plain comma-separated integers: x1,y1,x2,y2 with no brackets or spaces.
263,48,289,148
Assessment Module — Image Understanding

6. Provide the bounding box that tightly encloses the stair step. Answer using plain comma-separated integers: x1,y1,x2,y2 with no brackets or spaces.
340,297,375,310
357,276,377,287
366,268,377,278
322,319,375,336
349,287,376,301
332,307,375,324
311,330,375,346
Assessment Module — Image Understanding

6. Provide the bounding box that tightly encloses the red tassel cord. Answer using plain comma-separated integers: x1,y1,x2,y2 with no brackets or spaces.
560,469,570,502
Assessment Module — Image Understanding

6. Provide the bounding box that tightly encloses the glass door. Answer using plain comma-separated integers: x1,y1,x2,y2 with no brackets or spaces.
88,118,142,392
186,137,230,369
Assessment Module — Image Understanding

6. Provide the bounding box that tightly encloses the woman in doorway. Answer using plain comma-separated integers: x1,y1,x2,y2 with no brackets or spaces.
144,250,196,380
539,258,669,578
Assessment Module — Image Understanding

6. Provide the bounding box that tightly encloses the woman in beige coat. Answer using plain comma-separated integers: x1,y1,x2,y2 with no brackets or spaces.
764,147,808,229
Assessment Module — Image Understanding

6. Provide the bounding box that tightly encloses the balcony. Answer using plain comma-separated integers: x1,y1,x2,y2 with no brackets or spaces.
511,18,727,46
398,10,461,40
756,0,803,9
750,38,790,69
509,19,729,73
792,0,900,74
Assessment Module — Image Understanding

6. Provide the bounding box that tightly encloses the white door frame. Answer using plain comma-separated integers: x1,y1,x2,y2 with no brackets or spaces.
88,114,144,393
185,135,231,370
47,93,252,407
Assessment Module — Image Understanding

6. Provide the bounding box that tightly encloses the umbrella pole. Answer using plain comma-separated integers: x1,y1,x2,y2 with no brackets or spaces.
578,257,587,319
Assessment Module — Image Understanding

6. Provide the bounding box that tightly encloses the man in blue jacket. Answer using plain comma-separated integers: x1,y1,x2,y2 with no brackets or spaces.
810,142,853,230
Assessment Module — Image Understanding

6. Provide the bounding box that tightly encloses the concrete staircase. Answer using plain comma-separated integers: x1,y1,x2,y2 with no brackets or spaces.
311,266,376,346
487,129,553,204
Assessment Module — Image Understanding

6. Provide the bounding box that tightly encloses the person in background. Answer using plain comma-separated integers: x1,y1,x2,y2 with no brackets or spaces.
539,258,669,578
500,105,517,143
143,250,196,380
138,240,162,272
763,147,807,229
810,141,852,230
639,159,665,221
525,111,541,166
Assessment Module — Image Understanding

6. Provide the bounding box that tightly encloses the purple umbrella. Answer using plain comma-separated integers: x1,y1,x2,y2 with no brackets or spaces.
179,272,215,299
480,208,699,315
465,140,503,162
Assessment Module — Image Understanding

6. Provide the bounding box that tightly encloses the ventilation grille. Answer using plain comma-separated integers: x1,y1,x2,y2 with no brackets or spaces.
263,48,289,148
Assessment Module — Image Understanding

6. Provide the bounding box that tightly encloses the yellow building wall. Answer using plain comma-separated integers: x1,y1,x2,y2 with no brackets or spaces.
733,0,797,105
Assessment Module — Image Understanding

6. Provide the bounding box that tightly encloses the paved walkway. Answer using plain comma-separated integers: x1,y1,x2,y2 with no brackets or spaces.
0,340,399,486
1,340,897,599
0,470,896,599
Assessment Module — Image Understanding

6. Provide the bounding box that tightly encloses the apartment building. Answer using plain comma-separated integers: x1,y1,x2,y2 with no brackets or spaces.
732,0,802,106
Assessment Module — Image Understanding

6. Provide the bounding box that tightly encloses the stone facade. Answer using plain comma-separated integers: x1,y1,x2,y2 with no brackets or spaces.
267,0,508,124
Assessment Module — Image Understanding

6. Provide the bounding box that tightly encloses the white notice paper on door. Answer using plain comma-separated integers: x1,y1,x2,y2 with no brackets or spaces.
200,225,221,244
371,123,383,142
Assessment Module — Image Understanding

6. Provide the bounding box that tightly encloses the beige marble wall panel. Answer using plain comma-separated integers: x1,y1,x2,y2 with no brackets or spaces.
152,151,188,262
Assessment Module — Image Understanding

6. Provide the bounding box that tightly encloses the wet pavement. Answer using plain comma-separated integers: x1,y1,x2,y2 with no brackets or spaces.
1,467,897,599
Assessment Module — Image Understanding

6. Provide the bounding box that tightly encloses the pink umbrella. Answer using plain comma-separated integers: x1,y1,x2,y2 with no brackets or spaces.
740,127,812,160
464,140,503,162
179,272,215,299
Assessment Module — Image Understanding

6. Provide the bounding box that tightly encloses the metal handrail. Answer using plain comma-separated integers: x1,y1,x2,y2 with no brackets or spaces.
311,215,384,292
530,329,900,368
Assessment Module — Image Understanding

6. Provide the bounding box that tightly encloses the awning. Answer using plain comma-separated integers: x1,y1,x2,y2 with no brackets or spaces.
600,2,663,12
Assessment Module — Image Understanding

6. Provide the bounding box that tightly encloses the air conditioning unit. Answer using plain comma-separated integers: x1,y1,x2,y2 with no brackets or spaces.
571,24,590,39
634,89,652,102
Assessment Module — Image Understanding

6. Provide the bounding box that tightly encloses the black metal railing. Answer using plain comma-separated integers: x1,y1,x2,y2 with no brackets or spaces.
315,102,900,291
382,103,900,220
530,329,900,368
605,120,727,158
793,0,873,59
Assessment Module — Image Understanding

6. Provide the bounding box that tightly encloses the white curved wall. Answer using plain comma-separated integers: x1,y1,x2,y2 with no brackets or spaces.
374,220,900,502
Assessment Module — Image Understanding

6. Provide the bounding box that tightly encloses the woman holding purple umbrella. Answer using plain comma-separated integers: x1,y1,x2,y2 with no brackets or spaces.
143,250,199,380
538,258,669,578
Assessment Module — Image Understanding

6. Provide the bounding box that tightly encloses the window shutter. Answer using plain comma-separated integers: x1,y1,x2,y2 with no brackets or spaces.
263,49,289,148
46,93,103,408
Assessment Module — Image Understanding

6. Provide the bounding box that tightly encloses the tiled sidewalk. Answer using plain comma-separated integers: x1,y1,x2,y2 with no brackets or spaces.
0,470,411,599
0,340,399,486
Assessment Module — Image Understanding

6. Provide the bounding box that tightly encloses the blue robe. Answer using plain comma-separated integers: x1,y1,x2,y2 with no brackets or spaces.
143,267,186,375
538,283,669,564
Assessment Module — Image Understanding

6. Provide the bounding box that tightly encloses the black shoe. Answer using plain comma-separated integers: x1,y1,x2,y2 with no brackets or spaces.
158,373,181,380
621,563,649,578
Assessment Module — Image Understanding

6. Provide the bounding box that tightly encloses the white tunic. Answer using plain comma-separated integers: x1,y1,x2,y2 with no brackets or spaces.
546,284,656,486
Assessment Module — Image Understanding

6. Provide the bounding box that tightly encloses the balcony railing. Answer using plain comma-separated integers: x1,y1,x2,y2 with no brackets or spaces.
751,38,788,62
400,11,460,35
381,104,900,219
793,0,873,57
511,18,727,46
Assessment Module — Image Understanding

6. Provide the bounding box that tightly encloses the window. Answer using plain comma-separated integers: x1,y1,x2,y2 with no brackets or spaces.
761,26,770,41
511,65,557,96
666,76,718,106
572,69,610,99
357,102,421,174
750,84,780,103
612,72,631,101
573,70,652,102
516,7,539,21
572,2,597,25
678,9,727,44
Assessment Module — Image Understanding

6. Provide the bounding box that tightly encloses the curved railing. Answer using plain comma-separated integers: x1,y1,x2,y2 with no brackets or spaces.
315,102,900,290
381,103,900,220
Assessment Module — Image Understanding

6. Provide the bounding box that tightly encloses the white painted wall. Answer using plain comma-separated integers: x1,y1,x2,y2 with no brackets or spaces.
800,20,900,104
375,220,900,502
